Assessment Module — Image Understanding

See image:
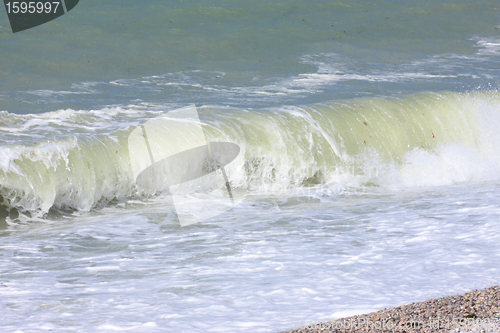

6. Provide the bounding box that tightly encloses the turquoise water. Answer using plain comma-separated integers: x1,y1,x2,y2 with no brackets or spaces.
1,0,500,112
2,1,500,332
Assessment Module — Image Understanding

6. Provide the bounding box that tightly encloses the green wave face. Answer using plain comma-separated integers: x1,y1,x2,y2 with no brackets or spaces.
206,91,486,189
1,91,499,216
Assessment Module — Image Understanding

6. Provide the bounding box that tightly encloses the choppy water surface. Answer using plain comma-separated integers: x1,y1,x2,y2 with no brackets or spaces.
1,0,500,332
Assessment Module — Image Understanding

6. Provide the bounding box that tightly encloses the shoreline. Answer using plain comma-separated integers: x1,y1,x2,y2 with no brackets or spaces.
280,286,500,333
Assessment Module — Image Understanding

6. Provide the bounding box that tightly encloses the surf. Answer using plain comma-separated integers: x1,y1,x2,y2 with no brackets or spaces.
1,90,499,217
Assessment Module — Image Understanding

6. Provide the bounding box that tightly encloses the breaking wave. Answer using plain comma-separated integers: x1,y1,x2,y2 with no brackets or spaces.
1,91,500,216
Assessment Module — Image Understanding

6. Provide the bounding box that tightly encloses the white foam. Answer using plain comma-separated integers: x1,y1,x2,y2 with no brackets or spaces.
474,37,500,56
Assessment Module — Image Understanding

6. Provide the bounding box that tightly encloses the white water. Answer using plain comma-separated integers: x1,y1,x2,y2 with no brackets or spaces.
1,182,500,332
1,93,500,332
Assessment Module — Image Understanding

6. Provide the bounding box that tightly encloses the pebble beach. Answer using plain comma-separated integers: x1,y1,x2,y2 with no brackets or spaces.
282,286,500,333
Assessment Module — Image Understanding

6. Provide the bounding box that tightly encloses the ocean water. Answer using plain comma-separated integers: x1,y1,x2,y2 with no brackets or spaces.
2,0,500,332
